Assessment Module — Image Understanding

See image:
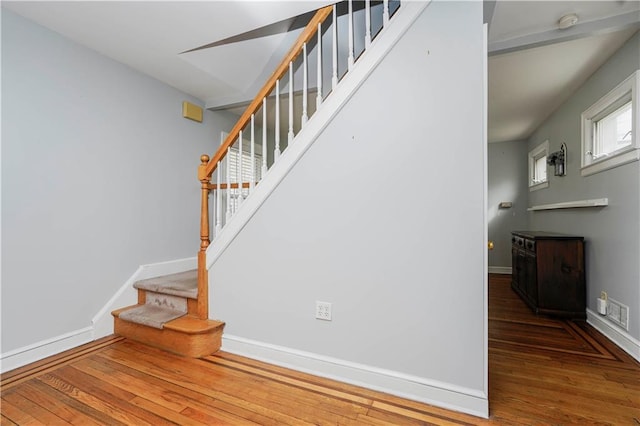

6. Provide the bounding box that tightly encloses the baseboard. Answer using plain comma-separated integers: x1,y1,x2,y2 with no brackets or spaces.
488,266,511,274
0,326,93,374
0,257,198,374
222,334,488,419
92,257,197,339
206,1,431,269
586,309,640,362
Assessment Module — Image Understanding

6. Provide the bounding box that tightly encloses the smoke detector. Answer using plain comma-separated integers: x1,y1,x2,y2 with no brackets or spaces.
558,13,579,30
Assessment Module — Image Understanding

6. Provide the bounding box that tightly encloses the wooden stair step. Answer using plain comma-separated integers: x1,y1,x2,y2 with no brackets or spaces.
133,269,198,299
116,304,186,329
112,306,225,357
163,315,225,335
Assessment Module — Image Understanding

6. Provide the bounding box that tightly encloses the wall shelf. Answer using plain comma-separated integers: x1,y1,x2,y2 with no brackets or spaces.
528,198,608,211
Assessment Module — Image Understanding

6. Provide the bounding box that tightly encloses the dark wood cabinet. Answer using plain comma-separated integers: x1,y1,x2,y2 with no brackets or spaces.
511,231,586,318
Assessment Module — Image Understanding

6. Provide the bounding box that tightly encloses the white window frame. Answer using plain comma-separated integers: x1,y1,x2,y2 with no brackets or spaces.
529,140,549,191
581,70,640,177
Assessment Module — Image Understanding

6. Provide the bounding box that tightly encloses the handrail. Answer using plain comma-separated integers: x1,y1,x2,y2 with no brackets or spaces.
203,5,333,178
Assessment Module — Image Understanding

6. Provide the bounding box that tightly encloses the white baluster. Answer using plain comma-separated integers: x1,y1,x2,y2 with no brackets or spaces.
316,22,323,109
302,43,308,126
262,97,268,177
238,131,244,206
383,0,390,25
210,187,216,240
365,0,372,48
288,61,294,144
348,0,354,70
332,5,338,89
225,147,232,221
275,80,281,161
215,162,222,235
250,114,255,193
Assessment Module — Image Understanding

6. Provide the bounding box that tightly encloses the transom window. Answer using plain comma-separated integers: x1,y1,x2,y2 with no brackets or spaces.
581,71,639,176
592,101,632,158
529,140,549,191
533,154,547,184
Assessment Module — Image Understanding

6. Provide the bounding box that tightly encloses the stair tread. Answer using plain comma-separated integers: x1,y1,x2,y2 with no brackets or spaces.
134,270,198,299
163,316,225,334
117,304,186,329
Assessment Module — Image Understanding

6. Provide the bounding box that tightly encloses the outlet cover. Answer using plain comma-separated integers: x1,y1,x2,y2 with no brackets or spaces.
315,301,332,321
607,298,629,331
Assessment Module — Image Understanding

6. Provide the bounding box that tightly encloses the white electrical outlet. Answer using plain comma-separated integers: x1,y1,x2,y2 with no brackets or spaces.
315,301,332,321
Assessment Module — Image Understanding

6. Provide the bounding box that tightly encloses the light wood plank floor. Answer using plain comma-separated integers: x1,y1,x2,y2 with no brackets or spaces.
2,274,639,424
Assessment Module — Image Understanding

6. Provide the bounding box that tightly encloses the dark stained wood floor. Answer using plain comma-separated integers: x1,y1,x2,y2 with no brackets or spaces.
2,274,639,425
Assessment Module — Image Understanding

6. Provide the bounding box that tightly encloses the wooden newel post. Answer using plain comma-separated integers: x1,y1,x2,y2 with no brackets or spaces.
197,154,210,319
199,155,211,252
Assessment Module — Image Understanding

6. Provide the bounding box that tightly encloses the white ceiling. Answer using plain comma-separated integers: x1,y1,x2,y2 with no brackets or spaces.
3,1,639,143
487,0,639,143
488,27,637,143
2,1,332,108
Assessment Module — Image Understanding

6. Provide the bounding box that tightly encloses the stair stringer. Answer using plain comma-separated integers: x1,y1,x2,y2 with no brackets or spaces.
205,0,431,270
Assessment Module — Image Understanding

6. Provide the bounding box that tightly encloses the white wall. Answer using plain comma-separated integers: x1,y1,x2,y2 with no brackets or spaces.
211,2,487,417
1,10,238,354
488,140,528,270
527,32,640,343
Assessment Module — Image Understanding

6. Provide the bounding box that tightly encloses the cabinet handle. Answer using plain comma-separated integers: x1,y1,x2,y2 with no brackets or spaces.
561,264,572,274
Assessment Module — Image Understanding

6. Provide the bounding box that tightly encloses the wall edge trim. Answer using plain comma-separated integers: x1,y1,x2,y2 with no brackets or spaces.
488,266,512,274
0,327,94,373
586,308,640,362
222,334,489,419
0,257,198,373
91,257,197,340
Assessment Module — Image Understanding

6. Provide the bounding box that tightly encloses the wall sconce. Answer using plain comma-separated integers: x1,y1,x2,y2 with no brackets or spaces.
547,142,567,176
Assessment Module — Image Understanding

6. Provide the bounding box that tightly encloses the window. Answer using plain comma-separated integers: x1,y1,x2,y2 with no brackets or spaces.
228,147,262,190
227,146,263,211
529,140,549,191
581,71,639,176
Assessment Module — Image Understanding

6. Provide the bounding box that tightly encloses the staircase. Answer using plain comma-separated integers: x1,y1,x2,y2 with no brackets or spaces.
112,270,224,357
113,0,410,357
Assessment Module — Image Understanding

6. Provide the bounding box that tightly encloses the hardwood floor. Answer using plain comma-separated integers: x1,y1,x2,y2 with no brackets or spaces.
487,274,639,425
2,274,639,425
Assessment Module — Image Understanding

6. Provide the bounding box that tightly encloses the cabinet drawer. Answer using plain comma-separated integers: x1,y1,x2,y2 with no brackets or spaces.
512,236,525,248
524,239,535,252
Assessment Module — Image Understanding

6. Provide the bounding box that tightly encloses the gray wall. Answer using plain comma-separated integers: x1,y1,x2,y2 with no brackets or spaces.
212,0,486,396
488,141,528,269
1,9,238,352
527,32,640,340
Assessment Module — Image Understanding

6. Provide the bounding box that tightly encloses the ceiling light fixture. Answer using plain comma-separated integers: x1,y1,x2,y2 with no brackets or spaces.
558,13,579,30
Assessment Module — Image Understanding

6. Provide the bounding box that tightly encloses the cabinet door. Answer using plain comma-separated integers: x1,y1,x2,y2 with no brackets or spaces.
536,240,585,311
525,252,538,304
511,246,519,287
515,249,527,294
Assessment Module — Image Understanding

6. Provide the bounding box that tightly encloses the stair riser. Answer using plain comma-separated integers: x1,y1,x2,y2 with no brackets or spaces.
114,317,223,357
136,289,199,316
146,292,187,313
